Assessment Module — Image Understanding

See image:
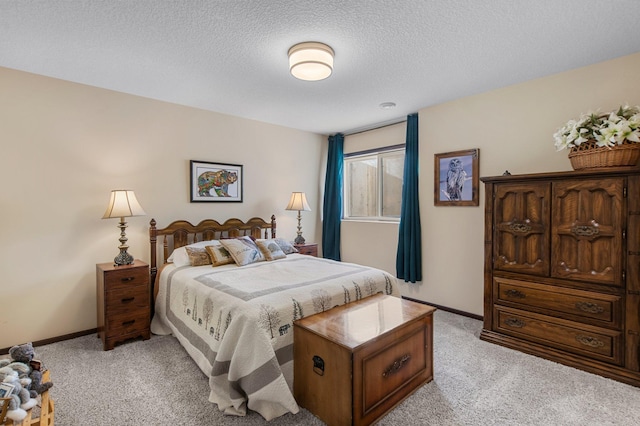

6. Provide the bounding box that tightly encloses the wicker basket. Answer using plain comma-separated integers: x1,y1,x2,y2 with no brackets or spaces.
568,140,640,170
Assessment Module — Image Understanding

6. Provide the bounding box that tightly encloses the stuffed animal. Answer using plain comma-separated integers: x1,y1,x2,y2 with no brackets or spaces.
8,342,53,397
0,365,37,422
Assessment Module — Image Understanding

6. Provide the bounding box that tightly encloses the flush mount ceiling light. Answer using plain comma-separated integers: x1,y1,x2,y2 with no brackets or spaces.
379,102,397,109
288,42,334,81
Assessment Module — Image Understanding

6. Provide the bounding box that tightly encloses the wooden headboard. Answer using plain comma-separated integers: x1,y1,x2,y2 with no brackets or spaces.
149,215,276,287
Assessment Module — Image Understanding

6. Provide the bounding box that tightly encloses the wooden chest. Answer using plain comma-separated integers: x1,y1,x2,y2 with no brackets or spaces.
293,294,436,426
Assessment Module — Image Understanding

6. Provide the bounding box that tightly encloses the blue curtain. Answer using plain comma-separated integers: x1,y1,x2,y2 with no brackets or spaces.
322,133,344,261
396,114,422,282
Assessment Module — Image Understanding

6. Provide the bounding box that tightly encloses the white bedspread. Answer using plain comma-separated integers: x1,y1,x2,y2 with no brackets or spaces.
150,254,400,420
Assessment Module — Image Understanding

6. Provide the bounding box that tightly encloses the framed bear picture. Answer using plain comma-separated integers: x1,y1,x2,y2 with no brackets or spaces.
190,160,243,203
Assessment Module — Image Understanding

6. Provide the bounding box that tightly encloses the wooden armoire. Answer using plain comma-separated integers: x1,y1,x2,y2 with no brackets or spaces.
481,168,640,386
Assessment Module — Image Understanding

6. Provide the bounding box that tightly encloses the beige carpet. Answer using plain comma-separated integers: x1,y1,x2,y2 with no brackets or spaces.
32,311,640,425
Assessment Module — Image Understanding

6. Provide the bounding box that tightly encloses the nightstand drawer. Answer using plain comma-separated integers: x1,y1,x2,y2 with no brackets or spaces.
106,285,149,314
105,310,150,338
104,266,148,291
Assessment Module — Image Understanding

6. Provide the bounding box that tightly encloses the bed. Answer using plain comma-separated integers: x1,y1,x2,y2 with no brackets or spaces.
148,215,400,420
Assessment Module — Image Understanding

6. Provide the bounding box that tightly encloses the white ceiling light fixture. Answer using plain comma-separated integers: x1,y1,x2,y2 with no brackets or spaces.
379,102,396,109
288,42,334,81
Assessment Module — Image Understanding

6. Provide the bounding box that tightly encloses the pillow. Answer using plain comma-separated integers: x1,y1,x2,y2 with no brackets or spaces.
219,236,265,266
167,240,219,267
273,238,298,254
205,243,235,267
185,247,212,266
256,239,286,261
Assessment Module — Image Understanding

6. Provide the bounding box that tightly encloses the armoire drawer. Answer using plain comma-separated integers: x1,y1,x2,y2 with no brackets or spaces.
494,306,623,365
494,277,622,328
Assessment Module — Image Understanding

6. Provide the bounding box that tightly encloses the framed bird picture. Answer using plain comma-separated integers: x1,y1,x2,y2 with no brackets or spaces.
434,148,479,206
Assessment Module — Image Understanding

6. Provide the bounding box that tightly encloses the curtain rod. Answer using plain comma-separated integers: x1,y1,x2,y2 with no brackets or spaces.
342,116,408,136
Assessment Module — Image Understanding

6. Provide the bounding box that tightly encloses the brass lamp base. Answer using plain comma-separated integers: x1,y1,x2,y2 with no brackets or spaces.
294,210,306,245
114,248,134,266
113,218,134,266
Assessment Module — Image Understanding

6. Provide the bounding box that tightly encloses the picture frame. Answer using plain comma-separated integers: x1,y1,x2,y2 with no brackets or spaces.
0,397,10,423
190,160,243,203
434,148,479,206
0,382,14,398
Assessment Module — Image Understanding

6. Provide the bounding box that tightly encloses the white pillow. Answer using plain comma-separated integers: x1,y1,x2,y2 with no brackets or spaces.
206,244,235,266
219,236,265,266
273,238,298,254
256,239,286,261
167,240,219,267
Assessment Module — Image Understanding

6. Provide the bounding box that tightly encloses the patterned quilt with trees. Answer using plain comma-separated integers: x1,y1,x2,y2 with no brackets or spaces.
151,254,399,421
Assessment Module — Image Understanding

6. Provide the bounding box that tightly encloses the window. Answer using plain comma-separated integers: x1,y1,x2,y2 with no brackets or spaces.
344,148,405,220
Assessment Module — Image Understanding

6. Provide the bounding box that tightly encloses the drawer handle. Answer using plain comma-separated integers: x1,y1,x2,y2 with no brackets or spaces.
122,320,136,327
575,302,604,314
505,289,526,299
505,317,525,328
312,355,325,376
576,335,604,348
571,224,599,237
509,222,532,233
121,297,135,303
120,277,135,282
382,354,411,378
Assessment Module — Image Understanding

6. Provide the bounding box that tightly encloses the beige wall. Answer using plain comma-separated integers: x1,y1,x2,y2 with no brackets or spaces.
0,67,324,349
341,122,406,275
343,52,640,316
407,53,640,314
3,52,639,348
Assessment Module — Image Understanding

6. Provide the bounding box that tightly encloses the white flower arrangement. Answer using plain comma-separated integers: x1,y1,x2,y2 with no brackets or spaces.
554,105,640,151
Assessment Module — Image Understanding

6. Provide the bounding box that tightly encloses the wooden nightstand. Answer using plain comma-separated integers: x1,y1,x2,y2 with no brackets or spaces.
96,259,150,350
295,243,318,257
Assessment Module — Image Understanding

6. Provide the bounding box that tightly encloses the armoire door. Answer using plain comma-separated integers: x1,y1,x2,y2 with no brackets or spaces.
493,182,551,276
552,178,624,286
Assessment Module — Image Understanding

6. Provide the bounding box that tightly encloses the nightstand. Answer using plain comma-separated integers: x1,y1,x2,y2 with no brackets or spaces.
295,243,318,257
96,259,150,350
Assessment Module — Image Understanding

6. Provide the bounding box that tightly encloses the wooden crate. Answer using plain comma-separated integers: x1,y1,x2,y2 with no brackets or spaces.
294,294,436,426
5,370,54,426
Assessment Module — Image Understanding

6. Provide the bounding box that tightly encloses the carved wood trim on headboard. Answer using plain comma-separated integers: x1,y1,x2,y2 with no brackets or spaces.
149,215,276,293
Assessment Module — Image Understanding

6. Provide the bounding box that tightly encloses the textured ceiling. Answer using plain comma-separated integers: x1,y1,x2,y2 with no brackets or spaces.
1,1,639,135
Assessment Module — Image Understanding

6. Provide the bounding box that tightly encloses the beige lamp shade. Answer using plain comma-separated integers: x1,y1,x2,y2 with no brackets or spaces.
288,42,334,81
285,192,311,212
102,190,146,219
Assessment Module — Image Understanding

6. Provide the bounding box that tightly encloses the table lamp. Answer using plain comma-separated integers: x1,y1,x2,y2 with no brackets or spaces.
102,190,146,266
285,192,311,245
